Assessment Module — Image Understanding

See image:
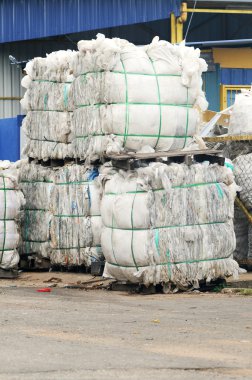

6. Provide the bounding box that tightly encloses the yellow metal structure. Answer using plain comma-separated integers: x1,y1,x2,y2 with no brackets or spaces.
235,197,252,224
187,8,252,15
204,135,252,143
220,85,251,110
213,48,252,69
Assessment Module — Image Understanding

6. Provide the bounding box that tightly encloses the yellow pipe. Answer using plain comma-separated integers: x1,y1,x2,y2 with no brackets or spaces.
0,97,21,100
170,13,176,44
187,8,252,14
235,197,252,224
176,19,184,43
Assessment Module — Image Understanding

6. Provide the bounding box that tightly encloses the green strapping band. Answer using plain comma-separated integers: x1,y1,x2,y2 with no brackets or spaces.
20,180,53,184
29,137,67,144
111,214,118,265
53,214,101,218
0,188,15,191
25,209,31,254
55,180,94,186
25,209,47,212
0,219,15,221
76,133,193,139
120,60,129,147
81,70,182,77
130,190,139,271
166,249,172,279
44,93,48,110
104,181,222,196
63,83,69,109
104,221,226,231
216,183,224,199
0,177,7,262
24,239,49,244
107,255,232,269
150,59,162,148
155,229,160,256
33,79,72,84
77,102,193,108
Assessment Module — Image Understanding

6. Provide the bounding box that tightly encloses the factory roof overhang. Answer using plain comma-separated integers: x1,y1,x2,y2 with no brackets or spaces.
0,0,181,44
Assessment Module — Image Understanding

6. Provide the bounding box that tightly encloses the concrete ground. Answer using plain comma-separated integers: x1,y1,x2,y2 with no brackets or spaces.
0,283,251,380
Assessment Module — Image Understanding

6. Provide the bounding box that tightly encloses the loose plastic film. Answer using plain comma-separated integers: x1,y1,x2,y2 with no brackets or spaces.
72,34,208,161
0,161,25,269
100,162,239,287
19,162,103,267
21,50,77,161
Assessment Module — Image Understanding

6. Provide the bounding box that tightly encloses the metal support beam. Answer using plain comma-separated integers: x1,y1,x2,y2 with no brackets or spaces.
187,8,252,14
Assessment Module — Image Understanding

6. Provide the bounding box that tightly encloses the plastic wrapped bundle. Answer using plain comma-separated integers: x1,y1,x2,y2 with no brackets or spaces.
21,51,76,161
22,111,74,161
100,162,239,287
0,162,25,269
229,87,252,136
21,80,74,112
24,50,77,83
233,153,252,209
19,162,54,260
49,165,103,267
72,34,208,160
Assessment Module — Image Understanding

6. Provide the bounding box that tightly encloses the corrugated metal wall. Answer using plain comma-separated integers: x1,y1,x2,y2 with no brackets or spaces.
0,0,181,43
0,40,74,118
221,68,252,85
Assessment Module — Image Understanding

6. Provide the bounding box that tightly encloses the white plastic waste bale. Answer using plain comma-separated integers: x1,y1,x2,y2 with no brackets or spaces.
21,80,74,112
19,162,54,259
72,35,208,160
22,110,74,161
229,87,252,136
24,50,77,82
21,50,76,160
233,153,252,210
100,162,239,287
0,165,25,269
23,111,73,144
49,165,103,267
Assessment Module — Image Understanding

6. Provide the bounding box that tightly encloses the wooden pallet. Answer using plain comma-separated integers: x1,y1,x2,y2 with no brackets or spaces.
0,268,19,279
204,135,252,143
28,157,85,168
105,149,224,170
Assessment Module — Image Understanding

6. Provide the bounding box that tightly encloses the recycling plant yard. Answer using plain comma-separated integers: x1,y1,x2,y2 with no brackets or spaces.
0,1,252,379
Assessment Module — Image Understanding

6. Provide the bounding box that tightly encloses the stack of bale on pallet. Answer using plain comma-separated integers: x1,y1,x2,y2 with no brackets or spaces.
19,51,103,269
223,88,252,268
72,34,239,288
72,34,208,160
0,161,25,273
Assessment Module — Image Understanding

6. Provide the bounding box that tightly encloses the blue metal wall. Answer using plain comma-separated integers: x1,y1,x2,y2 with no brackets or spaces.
203,65,221,112
0,115,24,161
0,0,181,43
220,69,252,85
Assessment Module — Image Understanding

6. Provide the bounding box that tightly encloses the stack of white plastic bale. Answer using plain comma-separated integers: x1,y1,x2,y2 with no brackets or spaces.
19,161,103,268
72,34,208,161
0,161,25,270
19,50,103,268
21,50,77,161
70,34,239,286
